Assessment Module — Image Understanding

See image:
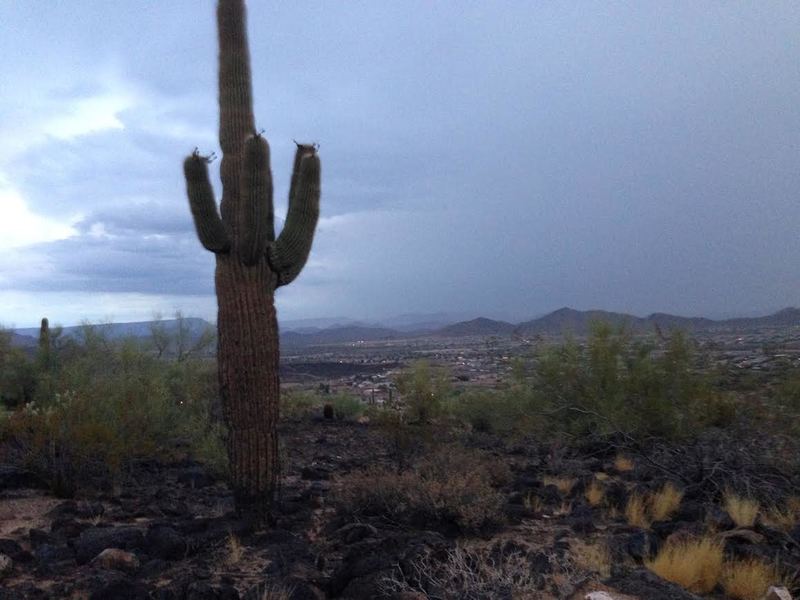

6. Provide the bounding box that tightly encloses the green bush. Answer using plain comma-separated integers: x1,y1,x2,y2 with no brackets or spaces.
451,388,531,435
530,323,727,440
281,389,319,419
0,325,226,495
395,360,451,423
330,392,363,421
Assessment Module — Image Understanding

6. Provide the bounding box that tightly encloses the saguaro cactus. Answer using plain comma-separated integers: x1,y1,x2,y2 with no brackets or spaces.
182,0,321,520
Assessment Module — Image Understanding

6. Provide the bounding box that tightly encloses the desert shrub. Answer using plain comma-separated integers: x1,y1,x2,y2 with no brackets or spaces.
0,325,225,494
531,323,727,440
584,480,605,506
338,445,507,533
0,329,37,408
625,493,650,528
451,388,531,434
541,475,576,496
723,491,760,528
329,392,363,421
281,389,319,419
649,482,684,521
395,360,451,423
645,536,724,594
382,544,541,598
721,559,780,600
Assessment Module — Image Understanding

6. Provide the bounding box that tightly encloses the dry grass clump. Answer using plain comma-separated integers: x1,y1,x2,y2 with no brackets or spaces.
542,476,577,496
338,446,505,532
650,482,684,522
724,491,760,527
570,539,611,579
614,455,635,472
223,533,244,567
763,506,797,532
645,536,724,594
625,493,650,529
721,559,779,600
584,480,605,507
381,543,540,598
623,482,684,527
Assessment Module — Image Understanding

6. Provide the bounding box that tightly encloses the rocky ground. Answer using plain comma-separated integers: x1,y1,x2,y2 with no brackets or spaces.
1,417,799,599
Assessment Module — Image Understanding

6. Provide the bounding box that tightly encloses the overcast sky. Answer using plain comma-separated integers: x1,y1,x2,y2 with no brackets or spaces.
1,1,798,327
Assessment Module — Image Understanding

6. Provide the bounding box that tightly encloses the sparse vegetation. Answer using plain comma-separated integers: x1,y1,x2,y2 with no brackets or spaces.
613,454,635,472
395,360,450,423
542,475,576,496
724,491,760,528
645,536,725,594
721,559,780,600
0,324,225,495
649,482,684,522
584,480,605,506
338,445,507,533
625,492,650,529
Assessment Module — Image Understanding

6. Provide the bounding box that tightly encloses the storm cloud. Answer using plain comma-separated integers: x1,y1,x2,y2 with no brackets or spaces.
1,2,799,327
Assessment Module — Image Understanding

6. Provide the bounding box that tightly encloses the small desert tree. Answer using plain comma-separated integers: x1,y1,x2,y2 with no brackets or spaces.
182,0,321,520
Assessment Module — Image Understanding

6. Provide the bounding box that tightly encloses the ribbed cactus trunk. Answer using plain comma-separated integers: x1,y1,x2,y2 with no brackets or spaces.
182,0,320,521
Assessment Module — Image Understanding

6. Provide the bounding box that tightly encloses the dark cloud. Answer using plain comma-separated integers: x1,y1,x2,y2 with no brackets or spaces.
2,2,799,325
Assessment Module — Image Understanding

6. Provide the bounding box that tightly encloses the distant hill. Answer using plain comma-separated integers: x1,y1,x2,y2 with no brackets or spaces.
437,317,517,337
8,332,37,349
515,307,639,336
13,318,213,341
515,307,800,336
8,308,800,350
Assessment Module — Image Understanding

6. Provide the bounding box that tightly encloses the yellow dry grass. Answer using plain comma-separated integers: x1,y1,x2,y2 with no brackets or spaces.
650,482,684,522
721,559,779,600
542,476,577,496
763,505,798,532
570,539,611,578
645,536,724,594
585,480,605,507
224,533,244,567
524,493,543,514
625,493,650,529
724,491,760,528
614,455,635,472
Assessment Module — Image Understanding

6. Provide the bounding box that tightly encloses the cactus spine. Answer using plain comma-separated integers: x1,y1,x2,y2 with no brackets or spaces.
182,0,321,520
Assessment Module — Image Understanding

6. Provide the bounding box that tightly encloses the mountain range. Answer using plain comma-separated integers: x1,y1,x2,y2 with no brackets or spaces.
9,308,800,349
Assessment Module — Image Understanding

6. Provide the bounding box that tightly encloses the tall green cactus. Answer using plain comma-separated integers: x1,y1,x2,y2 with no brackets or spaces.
182,0,320,520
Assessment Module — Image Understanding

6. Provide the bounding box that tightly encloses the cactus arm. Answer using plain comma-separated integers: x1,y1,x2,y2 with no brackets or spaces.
238,134,274,265
184,153,231,253
267,151,320,286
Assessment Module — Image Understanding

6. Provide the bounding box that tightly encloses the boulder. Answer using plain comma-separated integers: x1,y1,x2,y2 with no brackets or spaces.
91,548,140,573
145,524,186,561
75,526,144,564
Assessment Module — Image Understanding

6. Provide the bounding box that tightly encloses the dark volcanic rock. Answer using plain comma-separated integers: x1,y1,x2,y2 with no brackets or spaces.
145,524,187,561
610,530,661,562
336,522,378,544
607,568,703,599
88,573,150,600
177,467,215,489
567,504,596,534
0,465,43,490
51,517,90,538
75,526,144,564
0,539,32,563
